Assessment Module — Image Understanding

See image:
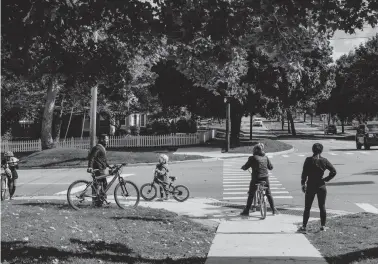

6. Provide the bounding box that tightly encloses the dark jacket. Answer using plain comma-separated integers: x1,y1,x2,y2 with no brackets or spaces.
88,144,109,171
241,154,273,182
301,156,336,188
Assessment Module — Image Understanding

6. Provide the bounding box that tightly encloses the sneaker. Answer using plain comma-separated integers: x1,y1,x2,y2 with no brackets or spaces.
156,198,163,202
251,207,256,212
320,226,328,231
297,226,307,233
273,209,279,215
240,210,249,216
164,196,169,201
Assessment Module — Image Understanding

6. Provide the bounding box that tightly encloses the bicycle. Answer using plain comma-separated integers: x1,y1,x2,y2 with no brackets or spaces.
140,174,190,202
1,170,9,201
247,169,267,219
67,163,140,210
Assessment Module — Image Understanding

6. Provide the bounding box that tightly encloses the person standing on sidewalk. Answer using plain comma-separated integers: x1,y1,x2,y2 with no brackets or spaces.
240,143,279,216
298,143,337,233
87,134,112,206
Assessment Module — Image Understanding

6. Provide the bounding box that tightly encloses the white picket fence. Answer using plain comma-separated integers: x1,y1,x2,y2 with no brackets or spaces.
1,130,216,152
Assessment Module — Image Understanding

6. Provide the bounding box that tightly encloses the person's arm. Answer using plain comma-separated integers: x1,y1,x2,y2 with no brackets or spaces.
323,159,337,182
241,157,253,170
155,165,168,176
267,157,273,170
301,158,309,186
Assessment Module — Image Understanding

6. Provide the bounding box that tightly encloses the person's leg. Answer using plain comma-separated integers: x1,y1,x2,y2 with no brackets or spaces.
10,179,16,198
163,175,169,200
241,180,257,215
302,189,316,228
7,178,14,199
264,180,278,214
317,186,327,228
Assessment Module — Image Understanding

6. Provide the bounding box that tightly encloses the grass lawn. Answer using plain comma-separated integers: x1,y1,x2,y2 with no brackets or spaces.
18,148,207,169
226,138,292,154
304,213,378,264
1,199,217,264
202,138,292,154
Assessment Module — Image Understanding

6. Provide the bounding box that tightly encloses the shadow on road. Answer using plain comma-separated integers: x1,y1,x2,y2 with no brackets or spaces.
16,202,71,210
327,181,375,186
353,170,378,176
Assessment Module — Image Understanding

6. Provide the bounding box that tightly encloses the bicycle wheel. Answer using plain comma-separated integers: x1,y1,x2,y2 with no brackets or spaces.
140,183,157,201
114,180,140,209
67,180,95,210
260,194,267,219
172,185,190,202
1,176,7,201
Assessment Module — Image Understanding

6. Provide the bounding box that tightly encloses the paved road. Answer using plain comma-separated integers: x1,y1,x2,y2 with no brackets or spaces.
222,139,378,214
15,139,378,214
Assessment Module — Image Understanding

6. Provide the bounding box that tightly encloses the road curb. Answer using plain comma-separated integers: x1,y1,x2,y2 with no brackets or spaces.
18,146,296,170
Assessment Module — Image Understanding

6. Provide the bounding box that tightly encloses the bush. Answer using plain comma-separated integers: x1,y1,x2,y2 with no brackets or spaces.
176,118,197,133
151,120,171,135
130,126,140,136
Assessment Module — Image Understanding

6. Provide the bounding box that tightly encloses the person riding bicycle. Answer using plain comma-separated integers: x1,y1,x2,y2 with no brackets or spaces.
87,134,112,206
155,154,169,201
240,143,279,216
1,151,19,200
298,143,337,233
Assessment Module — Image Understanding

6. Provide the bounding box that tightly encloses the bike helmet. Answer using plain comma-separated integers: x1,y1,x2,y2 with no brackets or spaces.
159,154,169,164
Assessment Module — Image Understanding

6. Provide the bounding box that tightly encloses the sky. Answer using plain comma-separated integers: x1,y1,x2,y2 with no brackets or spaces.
330,26,378,61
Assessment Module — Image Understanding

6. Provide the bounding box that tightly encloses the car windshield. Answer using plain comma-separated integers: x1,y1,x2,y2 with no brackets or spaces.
367,124,378,131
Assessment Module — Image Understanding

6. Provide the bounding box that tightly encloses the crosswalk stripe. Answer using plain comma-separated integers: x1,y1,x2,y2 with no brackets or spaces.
282,155,289,158
223,196,293,200
360,151,369,155
329,153,337,155
345,152,354,155
298,154,305,157
355,203,378,214
223,187,286,190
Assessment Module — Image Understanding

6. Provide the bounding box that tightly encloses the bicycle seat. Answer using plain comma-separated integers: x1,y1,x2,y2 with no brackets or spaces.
169,176,176,181
255,181,266,186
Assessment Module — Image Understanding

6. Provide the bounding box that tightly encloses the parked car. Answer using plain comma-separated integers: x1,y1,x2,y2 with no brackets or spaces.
356,124,378,150
252,121,263,127
324,124,337,135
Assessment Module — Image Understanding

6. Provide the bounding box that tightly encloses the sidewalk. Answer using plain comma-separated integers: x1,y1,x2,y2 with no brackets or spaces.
13,195,350,263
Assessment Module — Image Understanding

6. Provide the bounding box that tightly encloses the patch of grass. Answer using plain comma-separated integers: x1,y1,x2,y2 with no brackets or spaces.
227,139,292,154
18,148,208,168
304,213,378,264
1,199,217,264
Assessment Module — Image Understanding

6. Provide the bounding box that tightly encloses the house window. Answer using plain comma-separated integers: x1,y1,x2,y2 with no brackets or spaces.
130,115,134,126
141,114,146,127
120,118,126,126
134,114,138,126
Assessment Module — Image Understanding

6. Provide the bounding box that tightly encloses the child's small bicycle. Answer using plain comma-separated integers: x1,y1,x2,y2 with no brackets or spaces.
140,174,190,202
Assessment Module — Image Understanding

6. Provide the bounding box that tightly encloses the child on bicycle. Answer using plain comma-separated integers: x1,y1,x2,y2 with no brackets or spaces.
240,143,279,216
155,154,169,201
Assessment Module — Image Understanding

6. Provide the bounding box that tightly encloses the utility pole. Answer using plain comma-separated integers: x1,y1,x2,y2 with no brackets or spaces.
225,97,231,152
250,112,253,140
89,85,98,149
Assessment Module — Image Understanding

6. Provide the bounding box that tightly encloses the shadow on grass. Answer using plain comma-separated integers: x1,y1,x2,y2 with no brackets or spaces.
38,157,87,167
16,202,71,210
1,240,207,264
110,216,172,222
325,246,378,264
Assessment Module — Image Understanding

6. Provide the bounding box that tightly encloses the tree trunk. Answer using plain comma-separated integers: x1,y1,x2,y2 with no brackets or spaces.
64,106,74,140
287,111,296,136
341,118,345,134
281,114,285,130
328,113,331,126
287,111,291,133
53,98,64,142
230,100,243,147
310,114,313,126
41,77,61,150
304,113,306,122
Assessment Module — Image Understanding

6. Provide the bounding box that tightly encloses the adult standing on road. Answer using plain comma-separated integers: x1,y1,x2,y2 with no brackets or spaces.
87,134,111,206
298,143,337,233
240,143,279,216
